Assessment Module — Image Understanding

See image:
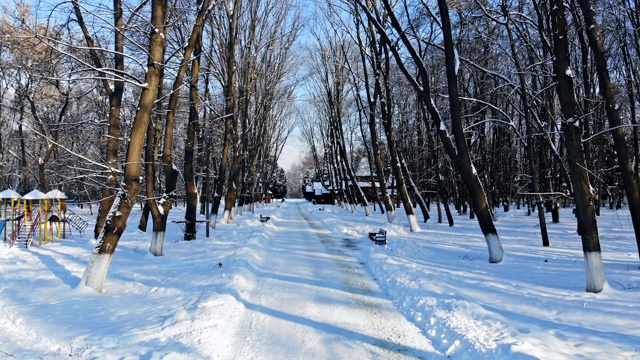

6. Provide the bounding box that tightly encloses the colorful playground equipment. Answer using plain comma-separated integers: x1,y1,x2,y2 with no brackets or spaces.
1,189,89,248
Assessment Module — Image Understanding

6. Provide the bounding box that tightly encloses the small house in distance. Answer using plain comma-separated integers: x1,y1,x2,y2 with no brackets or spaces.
303,181,335,204
353,158,378,202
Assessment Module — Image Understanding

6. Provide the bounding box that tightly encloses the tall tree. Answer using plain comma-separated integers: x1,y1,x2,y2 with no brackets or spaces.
500,1,550,246
183,1,206,240
577,0,640,261
149,0,213,254
210,0,242,228
309,27,372,215
377,42,419,230
82,0,168,293
72,0,128,240
355,0,503,260
550,0,605,293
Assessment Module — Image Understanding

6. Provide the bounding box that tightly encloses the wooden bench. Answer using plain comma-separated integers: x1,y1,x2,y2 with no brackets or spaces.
368,228,387,244
259,214,271,223
172,220,208,233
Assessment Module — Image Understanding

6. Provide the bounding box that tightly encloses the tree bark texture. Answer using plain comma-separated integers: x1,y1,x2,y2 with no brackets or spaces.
184,17,204,240
160,0,212,235
436,0,503,262
72,0,124,240
551,0,605,292
578,0,640,261
82,0,167,293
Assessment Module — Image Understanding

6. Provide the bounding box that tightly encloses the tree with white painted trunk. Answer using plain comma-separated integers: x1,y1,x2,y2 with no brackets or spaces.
576,0,640,263
550,0,605,293
146,0,214,253
82,0,167,293
375,41,419,231
354,0,502,257
208,0,241,228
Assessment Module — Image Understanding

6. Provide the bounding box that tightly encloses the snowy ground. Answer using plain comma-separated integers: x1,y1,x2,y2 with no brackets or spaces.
0,199,639,359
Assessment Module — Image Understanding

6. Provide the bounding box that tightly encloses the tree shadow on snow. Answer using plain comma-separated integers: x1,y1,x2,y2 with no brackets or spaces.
226,288,437,359
31,247,82,289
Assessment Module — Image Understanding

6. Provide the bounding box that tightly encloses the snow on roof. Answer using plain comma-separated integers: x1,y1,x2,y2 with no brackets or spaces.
0,189,22,199
312,183,330,194
23,189,48,200
357,182,379,187
311,182,331,194
46,189,68,199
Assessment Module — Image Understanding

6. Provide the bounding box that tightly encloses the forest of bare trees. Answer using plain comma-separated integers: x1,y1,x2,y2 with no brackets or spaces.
0,0,300,292
294,0,640,293
1,0,639,293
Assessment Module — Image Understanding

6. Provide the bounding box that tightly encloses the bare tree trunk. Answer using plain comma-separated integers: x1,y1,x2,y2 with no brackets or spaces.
502,2,549,246
620,37,640,181
353,92,386,214
138,201,150,232
381,113,417,230
333,112,371,215
157,0,212,243
399,152,429,223
578,0,640,262
354,1,396,222
330,133,352,211
358,0,502,260
82,0,167,293
377,45,417,230
551,0,605,292
184,17,204,240
140,98,163,239
223,153,243,223
437,0,503,261
146,30,168,256
72,0,124,239
437,168,455,227
211,0,241,228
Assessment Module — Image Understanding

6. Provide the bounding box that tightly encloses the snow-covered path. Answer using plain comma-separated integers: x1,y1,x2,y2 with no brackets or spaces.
229,203,436,359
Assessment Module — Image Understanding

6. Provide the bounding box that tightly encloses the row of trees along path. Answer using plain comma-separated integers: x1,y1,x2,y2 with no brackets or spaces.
1,0,639,294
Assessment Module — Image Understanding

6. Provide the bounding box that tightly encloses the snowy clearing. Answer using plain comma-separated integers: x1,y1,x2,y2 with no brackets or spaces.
1,199,639,359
